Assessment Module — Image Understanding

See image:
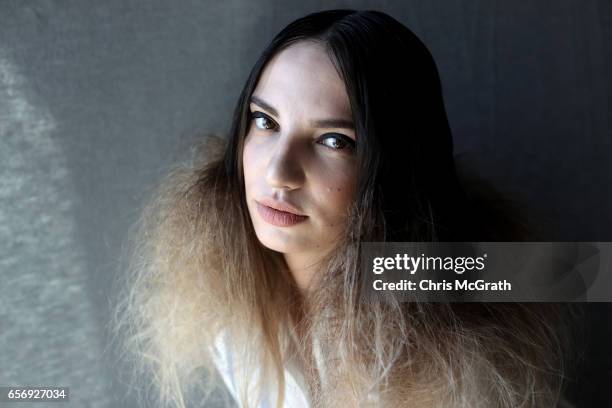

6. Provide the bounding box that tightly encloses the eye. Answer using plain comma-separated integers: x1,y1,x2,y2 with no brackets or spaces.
251,111,277,130
318,134,356,151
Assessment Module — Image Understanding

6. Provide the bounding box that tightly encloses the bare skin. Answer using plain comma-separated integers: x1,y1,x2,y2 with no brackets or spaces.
243,40,357,292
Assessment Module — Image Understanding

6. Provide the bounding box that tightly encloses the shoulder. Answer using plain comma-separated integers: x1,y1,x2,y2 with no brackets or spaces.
210,331,240,403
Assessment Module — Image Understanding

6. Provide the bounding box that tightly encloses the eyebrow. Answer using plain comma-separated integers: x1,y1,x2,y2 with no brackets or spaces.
250,95,355,130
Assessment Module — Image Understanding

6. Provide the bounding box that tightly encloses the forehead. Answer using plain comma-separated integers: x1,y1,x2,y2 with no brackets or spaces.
252,41,352,119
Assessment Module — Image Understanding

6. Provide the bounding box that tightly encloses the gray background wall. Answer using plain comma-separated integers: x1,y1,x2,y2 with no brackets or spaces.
1,1,610,407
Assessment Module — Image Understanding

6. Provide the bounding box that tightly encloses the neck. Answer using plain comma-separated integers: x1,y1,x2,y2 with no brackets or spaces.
284,251,326,293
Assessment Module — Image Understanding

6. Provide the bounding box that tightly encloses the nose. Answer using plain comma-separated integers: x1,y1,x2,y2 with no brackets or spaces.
265,135,305,191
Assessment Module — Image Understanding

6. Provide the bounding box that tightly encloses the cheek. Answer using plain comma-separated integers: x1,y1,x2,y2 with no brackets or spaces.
310,163,357,219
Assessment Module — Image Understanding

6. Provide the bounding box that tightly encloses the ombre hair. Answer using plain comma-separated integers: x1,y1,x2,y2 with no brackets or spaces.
112,9,577,408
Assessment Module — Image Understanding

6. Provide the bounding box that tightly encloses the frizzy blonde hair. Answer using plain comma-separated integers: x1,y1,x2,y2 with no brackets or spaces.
110,134,576,408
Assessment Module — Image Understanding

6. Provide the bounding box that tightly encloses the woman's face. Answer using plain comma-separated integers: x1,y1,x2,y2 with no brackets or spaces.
242,41,357,288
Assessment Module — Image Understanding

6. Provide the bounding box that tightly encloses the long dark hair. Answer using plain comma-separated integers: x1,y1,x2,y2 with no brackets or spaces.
225,9,522,245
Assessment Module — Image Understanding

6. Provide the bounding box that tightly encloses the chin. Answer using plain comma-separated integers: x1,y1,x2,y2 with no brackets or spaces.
253,227,305,254
257,234,297,254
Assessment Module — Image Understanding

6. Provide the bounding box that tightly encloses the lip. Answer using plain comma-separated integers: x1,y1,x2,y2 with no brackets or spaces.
255,199,308,227
257,198,306,216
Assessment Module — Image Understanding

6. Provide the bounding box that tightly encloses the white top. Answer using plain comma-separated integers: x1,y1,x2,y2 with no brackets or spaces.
211,331,576,408
211,331,311,408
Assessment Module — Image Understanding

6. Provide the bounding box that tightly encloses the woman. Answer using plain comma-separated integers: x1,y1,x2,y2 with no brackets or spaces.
113,9,577,408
